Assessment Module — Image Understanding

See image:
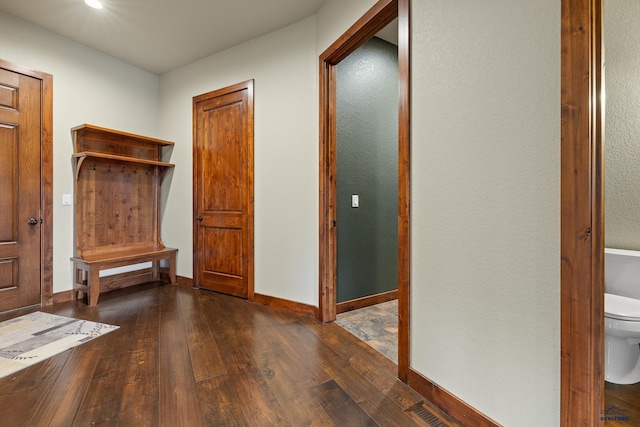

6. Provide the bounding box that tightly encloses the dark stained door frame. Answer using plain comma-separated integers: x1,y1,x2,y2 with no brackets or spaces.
0,59,53,309
560,0,605,425
318,0,411,380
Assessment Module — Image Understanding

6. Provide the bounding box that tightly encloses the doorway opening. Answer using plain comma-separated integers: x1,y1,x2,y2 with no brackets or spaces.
333,23,399,364
335,31,398,309
318,0,410,380
600,0,640,421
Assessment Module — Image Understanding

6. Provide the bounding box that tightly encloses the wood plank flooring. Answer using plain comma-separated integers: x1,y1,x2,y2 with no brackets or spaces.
605,381,640,426
0,284,459,427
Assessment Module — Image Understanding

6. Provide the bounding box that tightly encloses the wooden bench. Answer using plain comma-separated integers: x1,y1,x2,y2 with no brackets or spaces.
71,247,177,306
71,124,177,306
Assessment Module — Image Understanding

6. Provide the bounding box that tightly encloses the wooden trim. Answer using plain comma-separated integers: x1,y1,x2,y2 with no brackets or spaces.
319,0,397,64
560,0,604,425
318,55,337,323
0,60,53,307
336,290,398,314
40,70,53,307
176,275,194,287
318,0,411,386
245,81,255,301
192,82,198,290
408,369,500,427
253,293,320,319
318,0,411,390
397,0,411,385
52,290,75,305
318,0,398,321
319,0,399,323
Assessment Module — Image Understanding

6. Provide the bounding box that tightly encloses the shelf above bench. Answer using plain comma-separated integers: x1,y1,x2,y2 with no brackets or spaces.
72,151,175,180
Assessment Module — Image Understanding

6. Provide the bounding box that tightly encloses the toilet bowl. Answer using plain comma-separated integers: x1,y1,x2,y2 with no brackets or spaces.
605,293,640,384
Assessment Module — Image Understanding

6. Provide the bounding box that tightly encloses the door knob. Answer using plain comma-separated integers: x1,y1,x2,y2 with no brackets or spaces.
28,217,39,225
196,216,203,222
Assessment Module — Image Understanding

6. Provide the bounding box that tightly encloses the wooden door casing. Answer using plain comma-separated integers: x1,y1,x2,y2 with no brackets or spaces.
318,0,410,374
560,0,604,425
193,80,254,299
0,63,49,312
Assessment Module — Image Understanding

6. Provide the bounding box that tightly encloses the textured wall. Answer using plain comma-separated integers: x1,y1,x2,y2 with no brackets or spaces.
410,1,560,425
336,37,398,303
604,0,640,250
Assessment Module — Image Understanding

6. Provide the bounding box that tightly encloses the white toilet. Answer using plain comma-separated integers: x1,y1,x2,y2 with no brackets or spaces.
605,248,640,384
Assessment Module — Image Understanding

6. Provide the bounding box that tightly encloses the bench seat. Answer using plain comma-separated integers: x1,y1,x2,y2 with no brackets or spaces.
71,247,177,306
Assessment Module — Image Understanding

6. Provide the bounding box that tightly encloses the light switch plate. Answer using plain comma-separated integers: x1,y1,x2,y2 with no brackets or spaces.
62,194,72,206
351,194,359,208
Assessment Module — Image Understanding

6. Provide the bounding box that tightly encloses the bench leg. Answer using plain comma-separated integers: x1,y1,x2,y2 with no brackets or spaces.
169,252,177,284
151,260,160,281
87,267,100,307
73,264,82,300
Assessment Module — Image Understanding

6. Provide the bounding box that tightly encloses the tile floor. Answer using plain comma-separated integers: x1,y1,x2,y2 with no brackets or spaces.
335,299,398,363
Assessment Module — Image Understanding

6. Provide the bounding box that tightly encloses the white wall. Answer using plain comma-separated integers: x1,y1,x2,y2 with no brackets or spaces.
604,0,640,250
315,0,377,54
159,16,319,305
411,1,561,426
0,11,160,294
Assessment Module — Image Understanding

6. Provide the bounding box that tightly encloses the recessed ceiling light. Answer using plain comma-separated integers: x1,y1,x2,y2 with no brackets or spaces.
84,0,103,9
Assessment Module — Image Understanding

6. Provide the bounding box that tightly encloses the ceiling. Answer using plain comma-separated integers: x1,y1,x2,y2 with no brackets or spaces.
0,0,327,75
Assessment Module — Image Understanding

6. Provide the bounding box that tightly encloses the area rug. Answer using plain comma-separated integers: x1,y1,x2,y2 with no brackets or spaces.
0,311,118,379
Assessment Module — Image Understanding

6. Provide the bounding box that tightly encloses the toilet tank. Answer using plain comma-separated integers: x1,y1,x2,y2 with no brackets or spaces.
605,248,640,300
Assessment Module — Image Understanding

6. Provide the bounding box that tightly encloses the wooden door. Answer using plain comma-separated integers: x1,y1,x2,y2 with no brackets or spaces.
193,80,254,299
0,66,43,312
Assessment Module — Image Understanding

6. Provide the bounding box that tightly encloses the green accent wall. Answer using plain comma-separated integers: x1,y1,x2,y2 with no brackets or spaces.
336,36,398,303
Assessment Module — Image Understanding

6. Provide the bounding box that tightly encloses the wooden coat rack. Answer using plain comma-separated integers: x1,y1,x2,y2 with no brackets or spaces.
70,124,177,306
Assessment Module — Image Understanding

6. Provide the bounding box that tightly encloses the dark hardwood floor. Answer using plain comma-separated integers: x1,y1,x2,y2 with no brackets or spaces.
0,283,458,426
605,381,640,426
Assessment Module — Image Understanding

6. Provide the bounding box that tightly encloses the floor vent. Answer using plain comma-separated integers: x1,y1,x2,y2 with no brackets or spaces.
407,402,449,427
